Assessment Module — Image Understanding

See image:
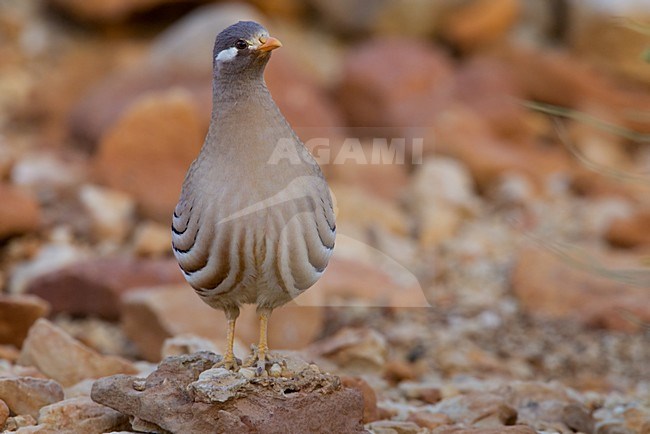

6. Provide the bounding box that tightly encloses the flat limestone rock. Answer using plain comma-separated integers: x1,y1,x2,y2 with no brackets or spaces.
91,351,365,434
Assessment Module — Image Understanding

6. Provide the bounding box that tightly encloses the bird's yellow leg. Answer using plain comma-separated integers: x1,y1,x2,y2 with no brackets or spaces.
213,318,238,370
256,310,269,371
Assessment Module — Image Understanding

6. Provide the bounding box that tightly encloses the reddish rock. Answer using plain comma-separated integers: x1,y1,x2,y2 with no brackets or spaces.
17,319,137,387
606,209,650,249
441,0,520,51
91,352,365,433
341,376,379,423
0,295,50,348
338,38,454,130
122,285,324,362
26,257,185,320
93,89,204,221
0,183,40,239
511,247,650,332
309,327,387,373
0,377,64,418
452,57,528,139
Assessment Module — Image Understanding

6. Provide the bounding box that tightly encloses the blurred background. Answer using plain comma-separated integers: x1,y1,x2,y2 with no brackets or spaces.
0,0,649,431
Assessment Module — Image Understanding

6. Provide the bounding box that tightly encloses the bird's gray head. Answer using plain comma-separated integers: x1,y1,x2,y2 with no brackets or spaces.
212,21,281,78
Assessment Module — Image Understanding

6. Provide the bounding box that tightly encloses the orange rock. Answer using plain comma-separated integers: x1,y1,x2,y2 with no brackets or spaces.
0,295,50,348
17,319,137,387
442,0,521,51
341,376,379,423
94,89,203,221
338,38,454,129
0,399,8,429
606,209,650,249
511,246,650,332
0,184,40,239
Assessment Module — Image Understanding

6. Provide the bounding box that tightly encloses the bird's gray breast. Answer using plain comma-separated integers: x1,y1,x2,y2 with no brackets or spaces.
172,173,335,304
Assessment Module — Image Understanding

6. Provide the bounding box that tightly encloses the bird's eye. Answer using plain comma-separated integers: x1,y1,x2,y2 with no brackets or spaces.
235,39,248,50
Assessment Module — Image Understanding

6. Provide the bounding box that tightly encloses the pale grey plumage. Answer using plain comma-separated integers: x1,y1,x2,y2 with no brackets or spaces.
171,21,335,371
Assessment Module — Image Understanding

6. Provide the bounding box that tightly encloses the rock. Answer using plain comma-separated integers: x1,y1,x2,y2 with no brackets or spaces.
407,157,478,247
441,0,521,51
407,411,453,430
0,377,64,418
400,382,443,404
93,89,203,222
0,183,40,239
131,221,172,257
37,396,130,434
91,352,365,433
121,285,324,361
46,0,198,22
367,420,425,434
7,240,88,295
3,414,37,431
569,0,650,85
431,426,535,434
78,184,135,243
341,376,379,423
0,399,9,428
17,319,137,387
431,391,518,427
498,381,585,429
606,208,650,249
0,295,49,348
309,327,388,373
511,246,650,332
161,334,220,359
338,38,454,130
25,257,185,320
451,56,528,139
11,152,87,192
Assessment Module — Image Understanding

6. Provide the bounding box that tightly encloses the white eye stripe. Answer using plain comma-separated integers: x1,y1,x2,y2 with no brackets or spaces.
215,47,238,63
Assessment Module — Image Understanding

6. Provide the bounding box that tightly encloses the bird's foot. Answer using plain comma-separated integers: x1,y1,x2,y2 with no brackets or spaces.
242,345,273,376
212,353,240,371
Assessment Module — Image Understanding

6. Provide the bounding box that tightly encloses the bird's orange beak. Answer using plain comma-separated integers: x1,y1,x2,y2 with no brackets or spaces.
257,36,282,53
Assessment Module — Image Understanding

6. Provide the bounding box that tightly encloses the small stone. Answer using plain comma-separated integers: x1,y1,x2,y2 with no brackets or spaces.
407,411,453,430
238,367,256,380
38,396,130,434
79,184,135,243
0,295,50,348
441,0,520,51
0,377,64,418
131,221,172,257
431,426,536,434
269,363,282,378
0,183,40,239
17,319,137,387
4,414,37,430
606,208,650,249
